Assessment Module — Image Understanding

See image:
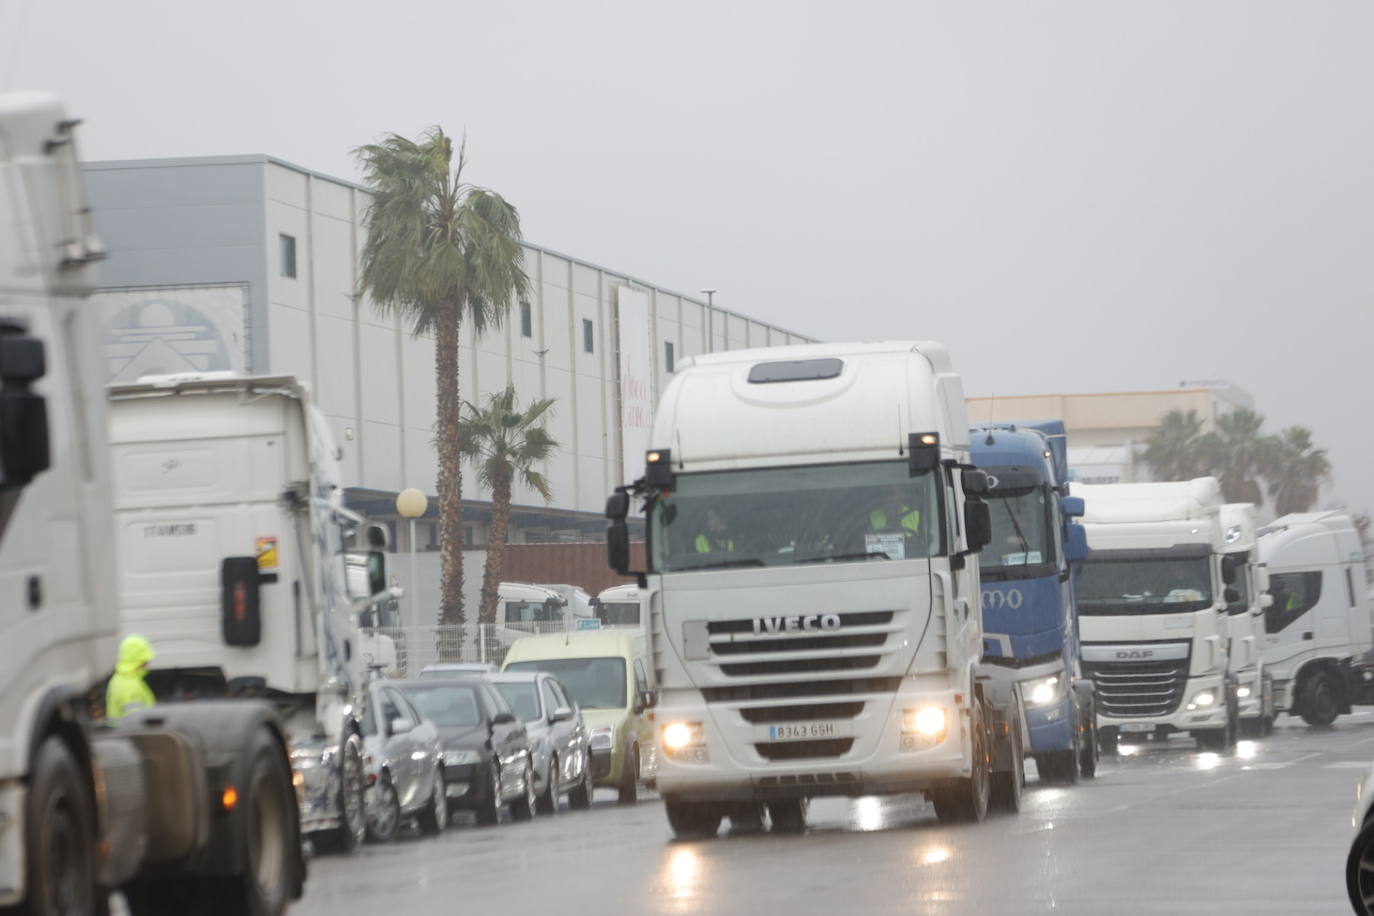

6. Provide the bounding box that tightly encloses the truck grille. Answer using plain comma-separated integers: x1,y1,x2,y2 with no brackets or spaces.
706,611,897,678
756,738,855,761
737,702,864,723
1083,658,1190,718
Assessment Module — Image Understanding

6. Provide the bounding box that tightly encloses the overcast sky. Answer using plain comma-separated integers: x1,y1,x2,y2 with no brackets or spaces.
6,0,1371,517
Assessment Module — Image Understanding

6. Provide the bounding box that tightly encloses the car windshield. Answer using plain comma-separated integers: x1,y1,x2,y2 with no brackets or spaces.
1077,556,1214,615
982,484,1054,582
493,683,541,722
400,684,482,728
649,461,941,572
504,658,627,710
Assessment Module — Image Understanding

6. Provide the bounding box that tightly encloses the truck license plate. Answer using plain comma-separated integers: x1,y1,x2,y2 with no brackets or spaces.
758,721,850,742
1118,723,1153,733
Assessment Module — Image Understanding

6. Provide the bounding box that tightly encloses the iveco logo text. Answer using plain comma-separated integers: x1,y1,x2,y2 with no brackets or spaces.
1116,650,1155,660
752,614,842,635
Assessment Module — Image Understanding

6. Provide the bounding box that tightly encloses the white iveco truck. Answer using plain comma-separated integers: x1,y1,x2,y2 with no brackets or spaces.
1258,511,1374,726
1,92,302,915
1074,478,1241,752
1219,503,1274,735
107,374,393,853
606,342,1024,837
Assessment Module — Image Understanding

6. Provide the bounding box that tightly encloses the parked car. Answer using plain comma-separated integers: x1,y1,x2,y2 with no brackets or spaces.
398,677,538,825
420,662,497,678
488,671,594,813
360,679,447,843
502,630,657,804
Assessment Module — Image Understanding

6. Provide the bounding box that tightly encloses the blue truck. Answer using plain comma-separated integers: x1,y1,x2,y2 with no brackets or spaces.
971,421,1097,783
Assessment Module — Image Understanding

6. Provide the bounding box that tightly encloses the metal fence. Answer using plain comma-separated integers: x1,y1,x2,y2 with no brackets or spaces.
360,622,598,677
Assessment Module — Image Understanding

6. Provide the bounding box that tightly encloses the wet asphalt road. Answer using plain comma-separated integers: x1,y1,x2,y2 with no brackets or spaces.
291,715,1374,916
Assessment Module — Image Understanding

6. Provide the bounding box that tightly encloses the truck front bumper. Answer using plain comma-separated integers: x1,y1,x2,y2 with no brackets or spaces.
1099,674,1229,735
654,683,971,802
1236,668,1265,721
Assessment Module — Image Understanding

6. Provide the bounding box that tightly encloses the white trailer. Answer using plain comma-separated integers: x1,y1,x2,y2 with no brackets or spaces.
605,342,1024,837
1219,503,1275,735
0,92,301,915
106,374,391,853
1074,478,1241,751
1258,511,1374,725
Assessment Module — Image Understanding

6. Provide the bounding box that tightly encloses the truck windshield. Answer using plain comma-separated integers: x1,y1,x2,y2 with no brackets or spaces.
504,658,628,710
982,486,1054,582
1077,557,1214,615
649,461,941,572
598,601,640,625
505,600,561,624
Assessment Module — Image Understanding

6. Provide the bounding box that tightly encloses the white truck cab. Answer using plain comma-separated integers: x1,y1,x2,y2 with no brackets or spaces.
593,583,644,627
1074,478,1240,751
1258,511,1374,725
606,341,1023,837
1219,503,1275,735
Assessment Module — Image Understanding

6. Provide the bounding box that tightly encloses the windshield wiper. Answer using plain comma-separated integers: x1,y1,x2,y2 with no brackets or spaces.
794,552,890,564
673,558,766,571
999,500,1031,561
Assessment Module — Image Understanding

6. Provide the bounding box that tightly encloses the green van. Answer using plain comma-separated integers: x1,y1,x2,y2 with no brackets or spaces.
502,630,655,803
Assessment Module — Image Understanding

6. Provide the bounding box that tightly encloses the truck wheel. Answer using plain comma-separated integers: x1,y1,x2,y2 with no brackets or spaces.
332,736,367,853
664,799,723,839
365,775,401,843
1346,818,1374,914
1098,727,1118,756
1301,669,1341,726
932,704,991,824
1079,723,1099,779
767,799,808,833
569,755,594,810
617,746,639,805
537,756,560,815
511,760,538,821
19,736,98,916
727,803,767,835
417,767,447,836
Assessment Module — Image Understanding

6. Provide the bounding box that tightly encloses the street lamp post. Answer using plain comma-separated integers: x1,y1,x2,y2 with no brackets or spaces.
701,288,717,353
395,488,428,622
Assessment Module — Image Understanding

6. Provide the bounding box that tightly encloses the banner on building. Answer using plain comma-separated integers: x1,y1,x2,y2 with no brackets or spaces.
616,287,653,490
96,284,249,383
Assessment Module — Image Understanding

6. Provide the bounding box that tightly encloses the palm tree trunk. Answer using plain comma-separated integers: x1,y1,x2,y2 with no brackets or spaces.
435,302,465,629
480,471,512,626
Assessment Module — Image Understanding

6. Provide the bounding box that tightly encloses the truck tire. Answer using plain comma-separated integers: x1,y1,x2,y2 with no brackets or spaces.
1097,726,1118,757
767,799,807,833
1078,722,1099,779
726,803,767,835
664,799,723,839
125,727,295,916
932,703,991,824
16,736,99,916
617,746,639,805
1300,668,1341,726
331,735,367,853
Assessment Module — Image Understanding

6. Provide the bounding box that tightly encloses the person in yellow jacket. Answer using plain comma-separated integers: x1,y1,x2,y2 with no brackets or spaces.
869,486,921,539
106,634,157,720
693,508,736,553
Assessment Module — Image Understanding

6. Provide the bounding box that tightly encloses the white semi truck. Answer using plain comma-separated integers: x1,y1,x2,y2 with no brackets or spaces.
606,342,1024,837
106,374,392,853
1258,511,1374,726
0,92,302,915
1219,503,1275,735
1074,478,1241,752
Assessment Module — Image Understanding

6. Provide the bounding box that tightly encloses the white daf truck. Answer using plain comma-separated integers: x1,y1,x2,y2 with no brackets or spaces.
107,374,393,853
1219,503,1275,735
1073,478,1240,752
1,92,302,915
606,342,1024,837
1258,511,1374,726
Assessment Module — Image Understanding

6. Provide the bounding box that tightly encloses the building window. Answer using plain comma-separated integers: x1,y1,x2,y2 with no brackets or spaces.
279,234,297,279
664,341,675,373
583,318,594,354
520,301,533,338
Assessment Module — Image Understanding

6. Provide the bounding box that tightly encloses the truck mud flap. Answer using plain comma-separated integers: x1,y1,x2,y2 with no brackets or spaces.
975,670,1025,775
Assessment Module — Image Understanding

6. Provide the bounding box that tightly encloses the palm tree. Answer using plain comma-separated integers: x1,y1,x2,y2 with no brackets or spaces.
1139,409,1209,482
1196,408,1274,506
355,129,530,627
460,385,559,625
1267,426,1331,516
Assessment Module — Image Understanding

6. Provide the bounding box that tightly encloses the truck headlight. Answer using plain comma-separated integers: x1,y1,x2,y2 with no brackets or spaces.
901,707,946,737
1023,675,1065,708
662,722,703,750
589,727,615,750
1186,691,1217,711
443,749,480,767
1237,686,1252,699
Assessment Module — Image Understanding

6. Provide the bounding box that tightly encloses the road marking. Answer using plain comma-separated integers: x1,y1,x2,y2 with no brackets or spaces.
1325,761,1372,769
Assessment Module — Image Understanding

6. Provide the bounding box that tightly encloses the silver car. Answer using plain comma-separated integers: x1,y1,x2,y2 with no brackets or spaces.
487,671,593,813
360,679,448,842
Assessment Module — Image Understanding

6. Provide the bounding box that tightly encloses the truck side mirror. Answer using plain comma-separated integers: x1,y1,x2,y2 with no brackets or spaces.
1064,524,1090,563
1221,555,1241,585
1259,593,1273,611
1060,496,1085,518
606,491,630,521
964,500,991,552
1223,586,1241,606
608,521,632,574
0,325,51,490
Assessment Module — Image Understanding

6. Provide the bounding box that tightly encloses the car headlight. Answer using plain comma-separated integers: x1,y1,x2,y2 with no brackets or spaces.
443,749,481,767
1022,674,1065,708
589,727,614,750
